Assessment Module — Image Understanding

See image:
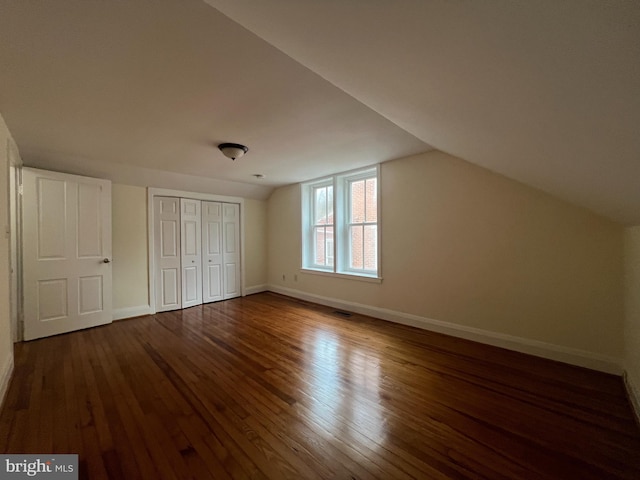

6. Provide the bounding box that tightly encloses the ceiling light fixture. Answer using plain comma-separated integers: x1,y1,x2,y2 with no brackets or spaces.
218,143,249,160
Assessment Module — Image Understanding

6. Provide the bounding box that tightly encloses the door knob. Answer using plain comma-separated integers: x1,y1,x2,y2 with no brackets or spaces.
103,258,111,263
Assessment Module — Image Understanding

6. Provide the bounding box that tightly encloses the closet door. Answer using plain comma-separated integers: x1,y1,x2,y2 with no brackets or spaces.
202,201,223,303
154,197,181,312
181,198,202,308
222,203,241,299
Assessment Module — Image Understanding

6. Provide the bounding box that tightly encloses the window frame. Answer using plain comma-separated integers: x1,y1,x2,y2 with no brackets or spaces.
301,165,381,281
302,178,334,272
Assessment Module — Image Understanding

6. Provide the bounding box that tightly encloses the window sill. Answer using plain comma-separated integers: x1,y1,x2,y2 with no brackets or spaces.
300,268,382,284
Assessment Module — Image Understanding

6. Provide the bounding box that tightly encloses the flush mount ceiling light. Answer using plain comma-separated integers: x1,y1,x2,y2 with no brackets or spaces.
218,143,249,160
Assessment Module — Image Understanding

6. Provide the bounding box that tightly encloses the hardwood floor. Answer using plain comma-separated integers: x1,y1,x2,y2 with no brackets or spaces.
1,292,639,479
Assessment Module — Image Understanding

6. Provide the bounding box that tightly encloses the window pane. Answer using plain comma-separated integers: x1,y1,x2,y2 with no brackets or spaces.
364,225,377,270
314,187,327,225
326,226,334,266
350,225,363,269
314,226,326,265
314,226,334,267
350,180,365,223
314,186,334,226
365,178,377,222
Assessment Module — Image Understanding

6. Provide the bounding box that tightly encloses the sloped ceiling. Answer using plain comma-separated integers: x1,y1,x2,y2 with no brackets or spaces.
205,0,640,224
1,0,639,224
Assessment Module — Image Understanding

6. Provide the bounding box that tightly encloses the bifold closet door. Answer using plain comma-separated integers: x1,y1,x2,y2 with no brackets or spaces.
222,203,241,299
202,201,241,302
181,198,202,308
154,197,240,312
154,197,181,312
202,201,224,303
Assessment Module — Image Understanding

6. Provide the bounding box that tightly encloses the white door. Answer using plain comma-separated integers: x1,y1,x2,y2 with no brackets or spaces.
222,203,241,299
202,201,223,303
22,168,112,340
154,197,182,312
181,198,202,308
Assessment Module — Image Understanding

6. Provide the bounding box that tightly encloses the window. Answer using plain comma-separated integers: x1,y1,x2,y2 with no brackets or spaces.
302,166,380,279
346,174,378,273
311,182,333,268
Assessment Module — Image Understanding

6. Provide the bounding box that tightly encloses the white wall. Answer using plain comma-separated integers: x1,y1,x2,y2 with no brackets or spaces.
244,198,268,291
112,184,149,317
0,113,18,406
268,151,625,371
624,227,640,417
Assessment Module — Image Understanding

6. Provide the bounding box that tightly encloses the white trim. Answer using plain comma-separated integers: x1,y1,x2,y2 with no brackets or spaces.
8,140,22,343
267,284,623,375
245,284,268,295
147,189,155,313
240,201,246,298
301,268,382,283
113,305,152,321
624,371,640,426
0,353,14,411
147,187,244,204
147,187,246,314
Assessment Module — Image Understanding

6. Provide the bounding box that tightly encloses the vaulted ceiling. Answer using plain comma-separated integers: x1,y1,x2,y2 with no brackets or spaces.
1,1,638,223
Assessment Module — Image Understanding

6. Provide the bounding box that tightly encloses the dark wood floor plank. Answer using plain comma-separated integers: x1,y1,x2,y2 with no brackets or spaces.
68,334,109,480
1,292,640,479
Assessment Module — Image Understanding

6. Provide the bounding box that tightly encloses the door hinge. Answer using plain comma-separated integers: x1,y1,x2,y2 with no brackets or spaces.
18,184,23,196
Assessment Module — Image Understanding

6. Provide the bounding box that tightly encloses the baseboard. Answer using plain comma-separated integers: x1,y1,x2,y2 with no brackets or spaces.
268,285,623,375
624,371,640,426
0,352,14,411
245,284,268,296
113,305,152,321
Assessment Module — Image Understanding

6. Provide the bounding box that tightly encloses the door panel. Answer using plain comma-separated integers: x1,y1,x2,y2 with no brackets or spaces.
160,198,177,214
154,197,181,312
79,275,103,314
161,220,179,257
207,223,221,255
225,222,236,253
224,263,237,297
184,221,198,255
77,183,103,258
183,266,199,303
23,168,112,340
37,279,68,321
206,265,222,299
181,198,202,308
37,178,66,260
161,268,179,307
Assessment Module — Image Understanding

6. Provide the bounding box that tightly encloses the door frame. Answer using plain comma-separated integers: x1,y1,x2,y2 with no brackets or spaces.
147,187,246,315
6,139,22,342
